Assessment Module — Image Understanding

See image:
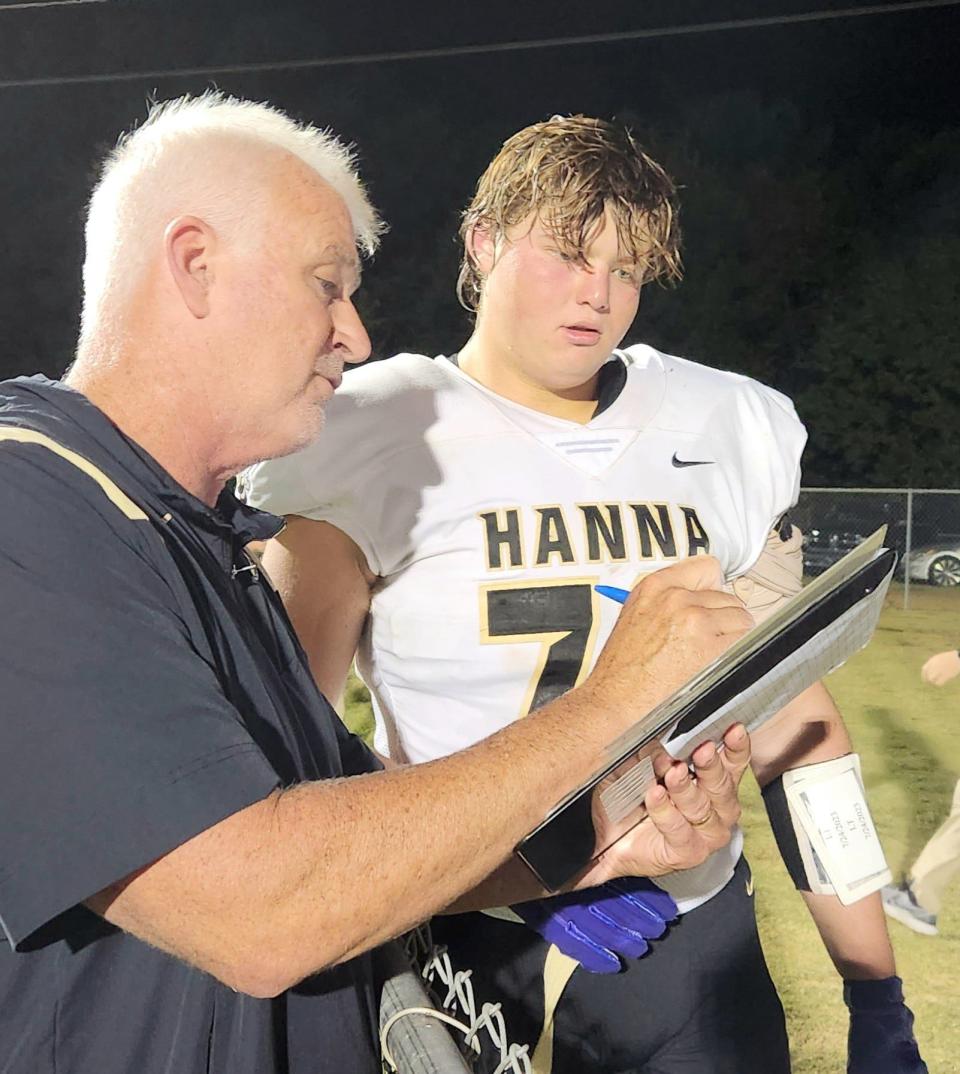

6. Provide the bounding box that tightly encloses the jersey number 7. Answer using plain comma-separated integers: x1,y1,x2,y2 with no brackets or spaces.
480,579,601,718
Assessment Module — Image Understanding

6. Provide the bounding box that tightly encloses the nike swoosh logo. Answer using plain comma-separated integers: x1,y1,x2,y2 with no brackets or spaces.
671,453,715,468
746,876,755,897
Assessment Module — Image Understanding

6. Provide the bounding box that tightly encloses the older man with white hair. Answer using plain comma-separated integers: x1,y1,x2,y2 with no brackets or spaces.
0,93,753,1074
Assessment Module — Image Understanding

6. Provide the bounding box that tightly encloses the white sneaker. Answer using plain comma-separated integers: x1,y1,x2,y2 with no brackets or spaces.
881,881,938,936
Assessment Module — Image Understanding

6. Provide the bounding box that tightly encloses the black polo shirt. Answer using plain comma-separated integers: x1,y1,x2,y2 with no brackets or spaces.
0,376,383,1074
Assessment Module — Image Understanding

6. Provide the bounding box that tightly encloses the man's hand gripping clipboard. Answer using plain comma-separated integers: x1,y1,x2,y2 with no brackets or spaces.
516,529,896,891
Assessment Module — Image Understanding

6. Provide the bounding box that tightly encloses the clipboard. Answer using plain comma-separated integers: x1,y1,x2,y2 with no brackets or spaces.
515,528,896,891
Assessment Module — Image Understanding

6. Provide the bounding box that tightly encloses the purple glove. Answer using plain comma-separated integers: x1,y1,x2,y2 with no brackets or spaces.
845,977,928,1074
512,877,678,974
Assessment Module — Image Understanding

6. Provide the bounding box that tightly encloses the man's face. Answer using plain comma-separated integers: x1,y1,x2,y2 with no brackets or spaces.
212,156,370,462
476,207,643,393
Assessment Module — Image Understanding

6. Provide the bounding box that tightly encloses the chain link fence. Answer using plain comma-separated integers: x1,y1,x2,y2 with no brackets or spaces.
793,488,960,609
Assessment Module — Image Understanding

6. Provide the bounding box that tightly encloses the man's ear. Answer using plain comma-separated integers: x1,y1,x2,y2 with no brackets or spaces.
466,222,497,278
165,215,215,318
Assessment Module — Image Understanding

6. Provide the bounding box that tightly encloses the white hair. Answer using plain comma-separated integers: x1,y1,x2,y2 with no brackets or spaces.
79,91,384,350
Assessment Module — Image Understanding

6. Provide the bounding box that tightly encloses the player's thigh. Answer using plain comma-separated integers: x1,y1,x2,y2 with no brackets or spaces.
552,857,789,1074
431,859,789,1074
639,858,791,1074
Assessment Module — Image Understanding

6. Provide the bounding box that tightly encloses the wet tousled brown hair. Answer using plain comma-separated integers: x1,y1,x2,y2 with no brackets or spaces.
457,115,682,312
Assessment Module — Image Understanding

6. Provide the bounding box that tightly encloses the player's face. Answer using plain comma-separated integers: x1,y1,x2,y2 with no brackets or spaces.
478,206,642,394
215,157,371,461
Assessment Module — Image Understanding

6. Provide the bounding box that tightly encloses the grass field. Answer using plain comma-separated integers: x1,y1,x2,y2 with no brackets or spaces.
343,582,960,1072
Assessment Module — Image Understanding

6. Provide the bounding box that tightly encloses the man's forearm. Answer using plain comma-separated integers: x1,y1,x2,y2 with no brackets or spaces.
443,854,555,914
94,557,752,997
95,684,625,996
273,698,601,966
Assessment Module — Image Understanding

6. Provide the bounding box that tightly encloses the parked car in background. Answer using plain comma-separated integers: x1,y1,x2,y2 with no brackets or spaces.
802,528,867,576
902,535,960,587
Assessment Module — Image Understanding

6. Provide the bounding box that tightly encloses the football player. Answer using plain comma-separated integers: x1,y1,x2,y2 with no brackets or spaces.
242,116,925,1074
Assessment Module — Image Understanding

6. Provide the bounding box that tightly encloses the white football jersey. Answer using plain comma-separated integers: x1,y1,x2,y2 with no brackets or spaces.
243,344,806,911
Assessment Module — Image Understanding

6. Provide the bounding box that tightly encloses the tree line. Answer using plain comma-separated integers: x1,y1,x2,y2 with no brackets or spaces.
1,92,956,487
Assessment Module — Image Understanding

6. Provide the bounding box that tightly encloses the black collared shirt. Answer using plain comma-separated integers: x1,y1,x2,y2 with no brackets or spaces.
0,376,382,1074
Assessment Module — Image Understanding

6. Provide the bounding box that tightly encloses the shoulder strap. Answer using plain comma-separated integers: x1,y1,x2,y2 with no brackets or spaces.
0,427,149,522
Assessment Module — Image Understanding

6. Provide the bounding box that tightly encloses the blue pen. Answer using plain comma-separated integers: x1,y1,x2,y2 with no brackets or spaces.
595,584,631,604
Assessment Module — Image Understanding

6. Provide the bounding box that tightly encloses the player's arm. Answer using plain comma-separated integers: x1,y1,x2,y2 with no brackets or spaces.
736,525,897,978
750,681,928,1072
750,681,896,979
749,680,852,786
260,515,376,711
740,531,929,1072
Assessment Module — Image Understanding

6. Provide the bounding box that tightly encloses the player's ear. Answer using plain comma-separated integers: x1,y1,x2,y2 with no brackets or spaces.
165,215,216,319
466,222,497,278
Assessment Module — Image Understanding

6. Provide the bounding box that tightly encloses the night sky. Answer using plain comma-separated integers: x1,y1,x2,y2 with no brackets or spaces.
0,1,957,481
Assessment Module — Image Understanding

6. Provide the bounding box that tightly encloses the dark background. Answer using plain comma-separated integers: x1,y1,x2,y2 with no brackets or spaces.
0,0,957,484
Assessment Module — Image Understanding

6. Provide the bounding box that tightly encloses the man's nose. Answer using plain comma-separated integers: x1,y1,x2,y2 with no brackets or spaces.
333,299,372,365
